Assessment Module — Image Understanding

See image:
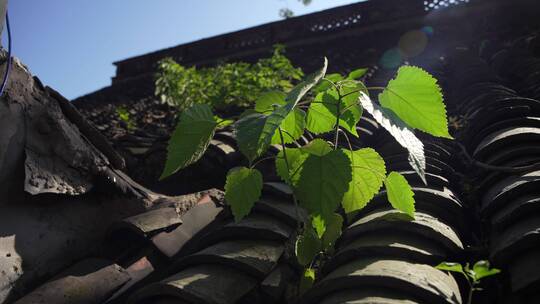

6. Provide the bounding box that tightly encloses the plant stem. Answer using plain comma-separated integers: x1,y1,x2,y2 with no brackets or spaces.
340,89,361,99
333,92,342,150
250,156,276,169
279,128,296,143
278,127,302,231
339,86,386,100
365,86,386,91
467,282,474,304
298,101,337,106
340,129,353,151
321,77,338,89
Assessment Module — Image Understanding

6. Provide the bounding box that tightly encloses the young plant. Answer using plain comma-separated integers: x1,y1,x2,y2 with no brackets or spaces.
161,58,451,285
437,261,501,304
116,106,136,131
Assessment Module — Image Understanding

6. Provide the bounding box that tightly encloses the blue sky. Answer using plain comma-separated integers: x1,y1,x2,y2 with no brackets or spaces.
5,0,360,99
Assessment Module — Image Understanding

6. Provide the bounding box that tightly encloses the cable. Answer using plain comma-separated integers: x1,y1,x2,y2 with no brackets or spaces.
0,11,11,96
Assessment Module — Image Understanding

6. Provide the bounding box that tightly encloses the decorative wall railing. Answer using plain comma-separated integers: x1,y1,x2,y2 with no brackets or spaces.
112,0,484,84
424,0,471,11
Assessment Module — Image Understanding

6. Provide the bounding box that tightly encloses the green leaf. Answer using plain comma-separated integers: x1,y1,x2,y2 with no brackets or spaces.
235,113,270,163
302,138,332,156
339,107,362,137
299,268,316,295
359,92,426,184
295,226,321,266
464,263,475,280
278,140,337,235
338,82,365,137
239,108,258,119
275,147,308,186
214,115,234,129
236,106,293,162
296,149,352,235
254,91,286,113
306,89,362,136
161,104,218,179
286,57,328,104
347,68,368,80
340,80,368,106
472,260,501,281
321,213,343,250
385,171,415,218
379,66,451,138
314,73,343,93
236,58,327,163
436,262,465,275
224,167,263,221
306,89,340,134
311,215,326,239
342,148,386,213
377,210,416,222
306,85,363,137
270,108,306,144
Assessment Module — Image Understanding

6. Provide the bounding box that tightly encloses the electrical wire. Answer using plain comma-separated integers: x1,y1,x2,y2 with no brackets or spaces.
0,11,12,96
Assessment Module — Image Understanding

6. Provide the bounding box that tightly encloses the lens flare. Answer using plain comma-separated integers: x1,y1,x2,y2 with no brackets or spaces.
421,26,434,36
398,30,429,58
380,48,403,69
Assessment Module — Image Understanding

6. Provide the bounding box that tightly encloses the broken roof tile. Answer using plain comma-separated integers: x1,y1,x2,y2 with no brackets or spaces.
14,259,130,304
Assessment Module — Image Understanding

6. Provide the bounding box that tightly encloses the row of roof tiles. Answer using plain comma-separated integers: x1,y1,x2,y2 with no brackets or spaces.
17,24,539,304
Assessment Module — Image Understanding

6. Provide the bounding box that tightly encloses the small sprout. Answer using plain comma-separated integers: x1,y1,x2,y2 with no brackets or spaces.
116,106,136,131
299,268,316,295
437,260,500,304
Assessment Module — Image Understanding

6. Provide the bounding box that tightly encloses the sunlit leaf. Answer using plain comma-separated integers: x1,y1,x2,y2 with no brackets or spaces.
379,66,451,138
339,105,361,137
299,268,316,295
359,92,426,184
224,167,263,221
436,262,465,275
311,215,326,239
385,171,415,218
347,68,368,80
275,147,308,186
296,148,352,236
161,104,218,179
235,113,270,162
340,80,368,106
274,139,335,189
306,89,340,135
214,115,234,129
314,72,342,93
236,59,328,162
270,108,306,144
306,86,362,137
472,260,501,281
254,91,286,113
302,138,332,156
342,148,386,213
286,57,328,104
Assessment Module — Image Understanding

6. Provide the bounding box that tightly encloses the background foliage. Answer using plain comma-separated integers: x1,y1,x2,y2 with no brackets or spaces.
155,45,303,111
280,0,313,18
